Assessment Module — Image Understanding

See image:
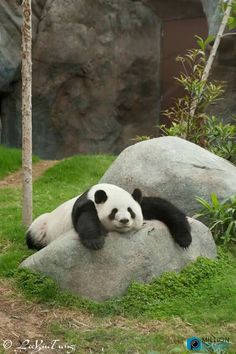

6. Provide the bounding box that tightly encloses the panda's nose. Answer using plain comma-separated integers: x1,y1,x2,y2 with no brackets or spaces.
120,218,129,224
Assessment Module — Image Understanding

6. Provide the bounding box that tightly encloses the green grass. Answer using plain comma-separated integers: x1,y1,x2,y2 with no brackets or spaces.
0,155,115,276
50,324,174,354
33,155,115,214
12,252,236,325
0,152,236,353
0,145,40,179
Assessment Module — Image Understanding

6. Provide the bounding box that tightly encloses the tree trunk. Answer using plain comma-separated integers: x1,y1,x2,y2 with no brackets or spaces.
22,0,32,227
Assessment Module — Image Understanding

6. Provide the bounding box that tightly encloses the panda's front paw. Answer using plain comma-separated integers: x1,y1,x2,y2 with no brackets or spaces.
80,236,105,250
174,230,192,248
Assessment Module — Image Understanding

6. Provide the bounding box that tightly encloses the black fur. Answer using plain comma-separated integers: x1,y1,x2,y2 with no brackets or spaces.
26,230,45,251
72,188,191,250
140,197,192,248
109,208,118,220
132,188,142,204
128,207,136,219
95,190,107,204
72,191,106,250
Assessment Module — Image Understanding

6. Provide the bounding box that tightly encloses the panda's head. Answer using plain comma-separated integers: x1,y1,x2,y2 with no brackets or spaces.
88,183,143,233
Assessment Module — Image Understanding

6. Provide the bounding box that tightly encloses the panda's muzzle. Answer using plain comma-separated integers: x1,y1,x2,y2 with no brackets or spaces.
119,218,129,225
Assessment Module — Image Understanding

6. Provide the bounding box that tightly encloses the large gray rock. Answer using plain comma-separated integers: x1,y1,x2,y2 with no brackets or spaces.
21,218,216,302
101,137,236,216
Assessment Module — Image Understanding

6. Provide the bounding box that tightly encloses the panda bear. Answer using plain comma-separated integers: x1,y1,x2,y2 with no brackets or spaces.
26,183,192,251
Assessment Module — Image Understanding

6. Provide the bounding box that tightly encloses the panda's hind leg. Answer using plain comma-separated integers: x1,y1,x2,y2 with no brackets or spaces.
26,213,50,250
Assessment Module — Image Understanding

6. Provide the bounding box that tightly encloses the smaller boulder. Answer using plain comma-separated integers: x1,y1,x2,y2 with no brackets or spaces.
21,218,216,302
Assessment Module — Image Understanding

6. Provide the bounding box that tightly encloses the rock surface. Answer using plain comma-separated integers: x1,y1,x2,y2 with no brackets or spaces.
101,137,236,216
21,218,216,302
0,1,22,92
0,0,46,92
1,0,161,158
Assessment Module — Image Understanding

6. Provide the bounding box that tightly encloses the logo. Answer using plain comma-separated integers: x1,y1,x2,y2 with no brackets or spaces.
186,337,203,351
186,336,231,353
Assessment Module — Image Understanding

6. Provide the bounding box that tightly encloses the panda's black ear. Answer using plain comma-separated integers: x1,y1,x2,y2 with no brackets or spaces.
132,188,142,204
95,190,108,204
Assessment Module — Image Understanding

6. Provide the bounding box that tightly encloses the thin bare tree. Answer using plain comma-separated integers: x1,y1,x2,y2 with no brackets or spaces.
190,0,234,117
202,0,234,82
22,0,32,227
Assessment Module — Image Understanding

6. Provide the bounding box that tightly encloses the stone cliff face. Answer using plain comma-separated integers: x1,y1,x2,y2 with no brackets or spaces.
0,1,21,92
0,0,234,158
1,0,161,158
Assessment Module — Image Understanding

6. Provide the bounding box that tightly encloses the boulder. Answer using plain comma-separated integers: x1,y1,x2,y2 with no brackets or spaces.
100,137,236,216
21,218,216,302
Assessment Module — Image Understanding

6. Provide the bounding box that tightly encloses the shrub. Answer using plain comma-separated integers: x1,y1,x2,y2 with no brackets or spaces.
195,193,236,245
160,37,236,163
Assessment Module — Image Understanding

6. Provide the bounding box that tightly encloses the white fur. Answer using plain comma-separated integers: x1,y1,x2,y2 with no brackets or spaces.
28,197,77,245
27,183,143,248
88,184,143,232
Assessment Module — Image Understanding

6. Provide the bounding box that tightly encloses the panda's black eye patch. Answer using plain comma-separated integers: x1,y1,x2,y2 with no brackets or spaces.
128,207,136,219
109,208,118,220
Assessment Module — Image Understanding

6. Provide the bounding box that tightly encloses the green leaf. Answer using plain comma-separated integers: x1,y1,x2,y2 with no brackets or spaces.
211,193,219,208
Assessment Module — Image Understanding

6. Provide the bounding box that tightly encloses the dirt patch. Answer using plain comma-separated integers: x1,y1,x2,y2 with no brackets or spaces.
0,280,199,353
0,279,192,354
0,279,236,353
0,279,88,353
0,279,56,353
0,161,58,189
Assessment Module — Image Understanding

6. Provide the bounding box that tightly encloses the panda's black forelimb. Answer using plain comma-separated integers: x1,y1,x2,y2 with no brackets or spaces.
72,193,107,250
140,197,192,248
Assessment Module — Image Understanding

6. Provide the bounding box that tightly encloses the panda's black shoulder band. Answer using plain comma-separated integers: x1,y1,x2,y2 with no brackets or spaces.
72,191,90,227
